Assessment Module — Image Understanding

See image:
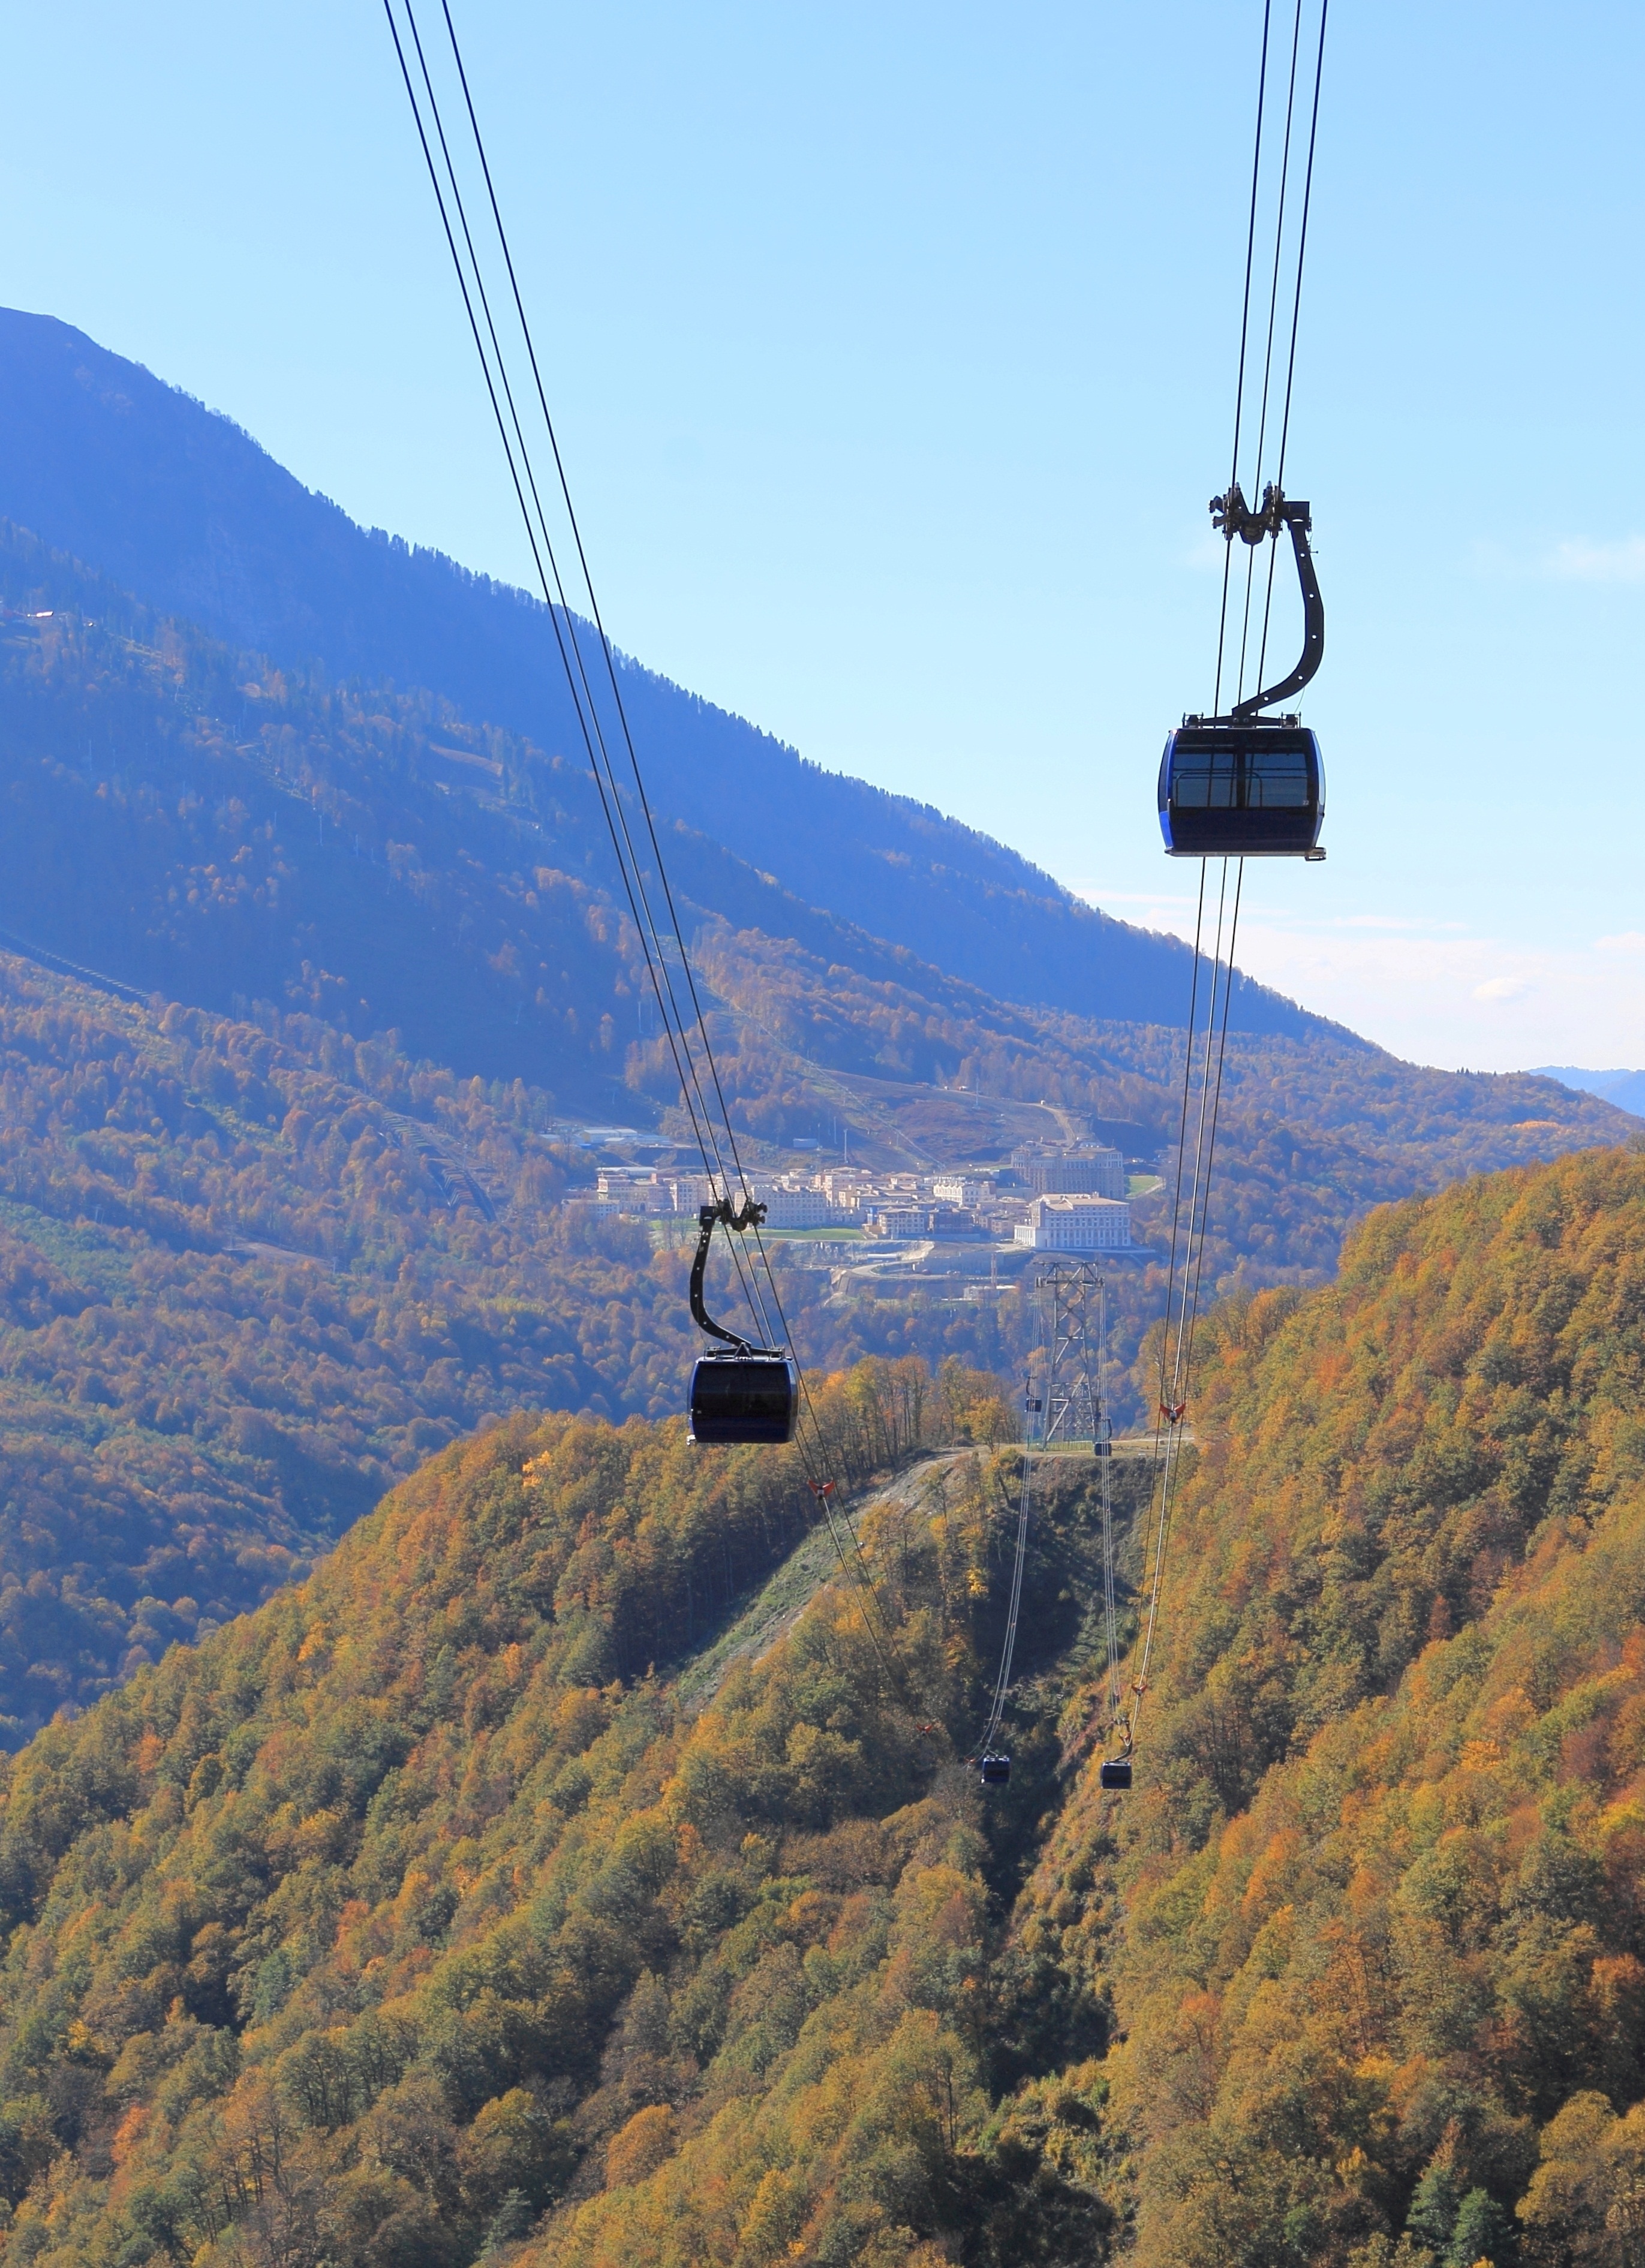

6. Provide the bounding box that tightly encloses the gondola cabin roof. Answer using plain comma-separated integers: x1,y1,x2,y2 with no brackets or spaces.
1159,719,1325,860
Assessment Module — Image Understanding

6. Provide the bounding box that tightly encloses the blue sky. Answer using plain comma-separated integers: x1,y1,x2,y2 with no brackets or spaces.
3,2,1641,1072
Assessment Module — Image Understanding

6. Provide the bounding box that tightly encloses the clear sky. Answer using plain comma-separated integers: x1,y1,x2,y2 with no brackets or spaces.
2,2,1641,1073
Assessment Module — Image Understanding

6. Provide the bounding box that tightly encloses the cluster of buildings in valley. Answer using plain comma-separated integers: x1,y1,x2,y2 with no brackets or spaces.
573,1138,1148,1256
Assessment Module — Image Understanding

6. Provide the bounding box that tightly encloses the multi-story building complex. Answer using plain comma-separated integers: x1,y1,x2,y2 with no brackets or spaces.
1012,1195,1135,1250
818,1168,877,1206
869,1204,937,1239
758,1186,837,1229
656,1174,718,1214
1024,1147,1127,1198
649,1173,862,1229
596,1169,671,1214
931,1174,987,1207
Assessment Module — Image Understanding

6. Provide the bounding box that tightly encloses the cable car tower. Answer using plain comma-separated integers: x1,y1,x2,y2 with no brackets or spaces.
1037,1262,1112,1455
975,1263,1121,1792
1037,1263,1129,1788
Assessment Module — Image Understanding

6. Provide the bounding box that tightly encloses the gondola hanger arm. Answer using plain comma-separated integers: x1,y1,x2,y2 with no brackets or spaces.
689,1196,768,1350
1207,481,1325,719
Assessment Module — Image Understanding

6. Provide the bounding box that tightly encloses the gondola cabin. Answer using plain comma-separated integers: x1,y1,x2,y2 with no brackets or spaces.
688,1352,798,1446
1099,1758,1133,1791
979,1753,1012,1786
1159,719,1324,859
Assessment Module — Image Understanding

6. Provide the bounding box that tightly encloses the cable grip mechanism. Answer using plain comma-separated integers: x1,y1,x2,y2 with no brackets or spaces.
690,1196,769,1352
1206,480,1325,718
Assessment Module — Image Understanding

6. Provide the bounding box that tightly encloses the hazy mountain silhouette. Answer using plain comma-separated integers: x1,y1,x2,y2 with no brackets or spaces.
1535,1064,1645,1117
0,306,1351,1045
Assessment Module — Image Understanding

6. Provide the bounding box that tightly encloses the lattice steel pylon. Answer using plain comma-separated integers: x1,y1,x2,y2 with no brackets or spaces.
1034,1260,1126,1754
1036,1261,1109,1448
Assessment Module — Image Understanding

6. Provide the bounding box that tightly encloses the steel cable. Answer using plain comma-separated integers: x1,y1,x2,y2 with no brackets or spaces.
1097,1280,1122,1727
1135,0,1329,1755
435,0,775,1253
1213,0,1275,718
398,1,783,1355
387,0,918,1703
385,5,757,1318
1179,864,1246,1382
1257,0,1330,690
980,1434,1034,1756
1136,862,1234,1708
1235,0,1300,708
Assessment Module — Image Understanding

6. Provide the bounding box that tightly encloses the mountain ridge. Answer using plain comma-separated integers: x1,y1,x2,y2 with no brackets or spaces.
0,305,1333,1042
1535,1063,1645,1116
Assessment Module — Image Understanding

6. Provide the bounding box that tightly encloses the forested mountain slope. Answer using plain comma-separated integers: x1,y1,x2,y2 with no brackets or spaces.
0,1359,1108,2268
0,518,1336,1111
0,306,1313,1037
0,921,1624,1749
0,516,1625,1175
2,1148,1644,2264
1018,1142,1645,2266
0,959,1031,1737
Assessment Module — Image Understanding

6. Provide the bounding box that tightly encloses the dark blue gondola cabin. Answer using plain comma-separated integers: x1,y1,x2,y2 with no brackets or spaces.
1158,720,1324,859
1099,1759,1133,1790
689,1352,798,1445
979,1753,1011,1786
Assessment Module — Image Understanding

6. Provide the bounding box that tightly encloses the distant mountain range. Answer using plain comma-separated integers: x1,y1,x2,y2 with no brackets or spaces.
1535,1063,1645,1116
0,306,1338,1043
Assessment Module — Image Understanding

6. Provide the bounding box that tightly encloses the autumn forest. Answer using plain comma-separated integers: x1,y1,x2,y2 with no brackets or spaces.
0,360,1636,2268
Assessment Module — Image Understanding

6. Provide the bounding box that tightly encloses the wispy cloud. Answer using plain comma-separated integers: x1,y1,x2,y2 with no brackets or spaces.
1064,877,1645,1066
1331,913,1467,934
1470,534,1645,585
1547,536,1645,583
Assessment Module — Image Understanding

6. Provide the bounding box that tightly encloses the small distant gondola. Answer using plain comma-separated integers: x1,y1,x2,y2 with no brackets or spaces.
686,1199,798,1446
1099,1758,1133,1791
979,1753,1012,1786
1159,483,1327,862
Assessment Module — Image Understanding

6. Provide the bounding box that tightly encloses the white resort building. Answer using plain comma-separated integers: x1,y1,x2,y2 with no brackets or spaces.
1012,1195,1135,1251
